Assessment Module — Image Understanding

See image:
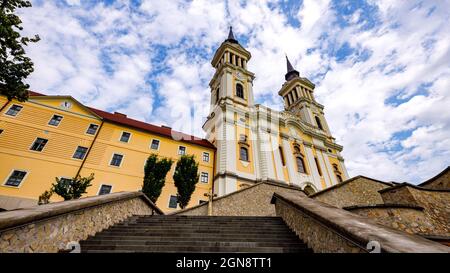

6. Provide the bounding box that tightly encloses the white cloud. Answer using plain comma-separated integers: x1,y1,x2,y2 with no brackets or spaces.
17,0,450,183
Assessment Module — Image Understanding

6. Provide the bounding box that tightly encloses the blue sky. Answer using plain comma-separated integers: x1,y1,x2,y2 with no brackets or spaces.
19,0,450,183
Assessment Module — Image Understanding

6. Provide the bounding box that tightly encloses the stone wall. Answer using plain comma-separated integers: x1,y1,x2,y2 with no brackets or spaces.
0,192,160,253
419,166,450,190
345,205,438,235
176,182,306,216
379,185,450,236
311,176,391,208
271,192,450,253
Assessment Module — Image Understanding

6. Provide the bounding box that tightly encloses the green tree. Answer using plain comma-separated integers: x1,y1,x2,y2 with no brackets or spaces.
0,0,40,104
142,154,173,203
52,173,94,201
173,155,199,209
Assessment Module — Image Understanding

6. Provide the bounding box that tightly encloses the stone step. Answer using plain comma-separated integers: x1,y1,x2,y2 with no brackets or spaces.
107,226,292,233
80,244,310,253
117,222,287,227
89,231,299,239
80,239,307,248
84,235,301,243
96,229,296,237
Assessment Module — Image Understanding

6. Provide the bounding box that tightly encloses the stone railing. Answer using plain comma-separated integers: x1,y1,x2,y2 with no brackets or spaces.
0,192,162,253
271,192,449,253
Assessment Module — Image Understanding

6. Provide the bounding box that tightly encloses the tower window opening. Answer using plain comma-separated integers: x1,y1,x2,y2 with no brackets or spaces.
315,116,324,130
236,83,244,99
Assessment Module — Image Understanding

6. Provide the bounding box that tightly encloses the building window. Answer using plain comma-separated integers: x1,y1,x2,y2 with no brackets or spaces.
314,157,322,176
86,124,99,135
199,200,207,205
240,147,249,161
315,116,323,130
73,146,88,160
168,195,178,209
0,129,3,135
5,105,23,116
236,83,244,99
110,153,123,167
296,156,306,174
120,132,131,143
4,170,27,187
293,145,301,154
178,146,186,155
279,146,285,166
200,172,209,183
48,114,63,126
30,138,48,152
336,174,343,183
150,139,160,150
98,184,112,195
202,152,210,162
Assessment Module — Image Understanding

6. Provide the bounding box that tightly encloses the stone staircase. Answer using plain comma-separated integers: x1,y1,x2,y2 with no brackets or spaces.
79,215,312,253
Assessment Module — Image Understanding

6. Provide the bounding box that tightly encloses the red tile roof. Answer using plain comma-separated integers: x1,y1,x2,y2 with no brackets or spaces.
28,90,215,149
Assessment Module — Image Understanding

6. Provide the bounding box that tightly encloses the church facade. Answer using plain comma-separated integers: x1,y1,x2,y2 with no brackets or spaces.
204,28,348,196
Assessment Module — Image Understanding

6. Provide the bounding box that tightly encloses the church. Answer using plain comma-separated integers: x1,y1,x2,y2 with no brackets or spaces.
203,27,348,196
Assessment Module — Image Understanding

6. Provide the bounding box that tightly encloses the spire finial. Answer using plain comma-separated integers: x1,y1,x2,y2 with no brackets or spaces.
225,26,238,44
284,55,300,81
286,55,295,73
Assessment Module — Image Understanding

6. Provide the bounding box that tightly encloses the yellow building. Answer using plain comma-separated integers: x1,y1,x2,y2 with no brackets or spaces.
0,27,349,212
0,92,215,212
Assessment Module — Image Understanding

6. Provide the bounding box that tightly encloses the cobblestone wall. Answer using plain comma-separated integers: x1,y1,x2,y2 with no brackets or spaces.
177,182,306,216
347,206,440,235
380,186,450,236
0,192,156,253
419,167,450,190
312,177,391,208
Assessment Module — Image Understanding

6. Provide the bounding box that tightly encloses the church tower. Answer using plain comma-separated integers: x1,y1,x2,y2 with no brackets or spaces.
203,27,258,196
278,56,333,138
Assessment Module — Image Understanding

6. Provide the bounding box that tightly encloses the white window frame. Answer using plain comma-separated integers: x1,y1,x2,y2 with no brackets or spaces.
200,172,209,183
119,131,132,143
168,195,178,209
109,153,124,167
2,169,29,188
85,123,99,135
29,137,49,152
47,114,64,127
202,152,210,162
178,145,186,155
97,184,113,195
72,146,88,160
150,139,160,150
4,104,23,118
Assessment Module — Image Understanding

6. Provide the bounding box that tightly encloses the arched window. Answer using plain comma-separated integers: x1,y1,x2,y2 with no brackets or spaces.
293,145,301,154
333,164,339,172
315,116,323,130
215,88,219,104
236,83,244,99
296,156,306,174
240,147,249,161
336,174,343,183
303,185,315,196
279,146,285,166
